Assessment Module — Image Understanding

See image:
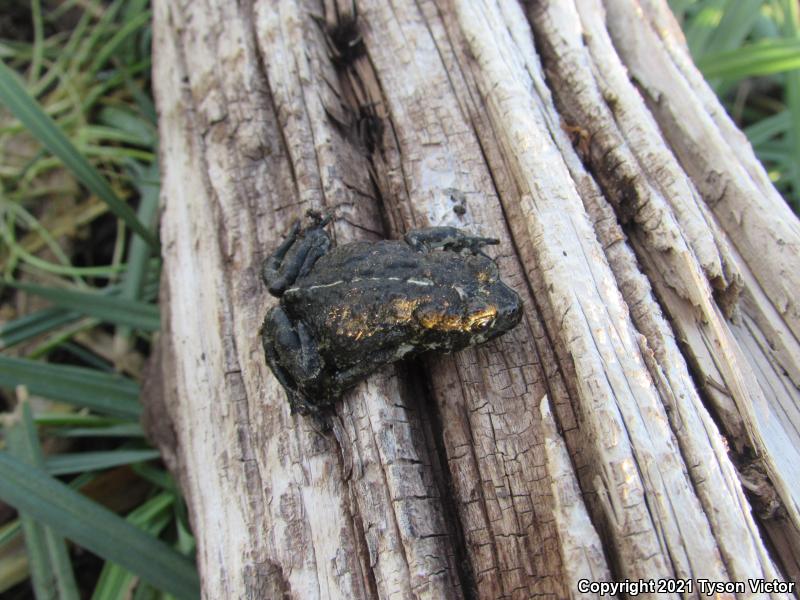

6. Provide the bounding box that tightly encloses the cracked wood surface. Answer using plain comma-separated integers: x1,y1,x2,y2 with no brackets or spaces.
148,0,800,597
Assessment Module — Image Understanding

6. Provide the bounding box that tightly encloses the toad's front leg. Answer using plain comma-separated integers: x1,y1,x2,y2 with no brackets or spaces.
261,306,326,414
262,216,332,296
404,226,499,255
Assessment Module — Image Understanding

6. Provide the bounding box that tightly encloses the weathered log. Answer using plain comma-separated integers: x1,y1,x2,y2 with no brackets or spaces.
146,0,800,597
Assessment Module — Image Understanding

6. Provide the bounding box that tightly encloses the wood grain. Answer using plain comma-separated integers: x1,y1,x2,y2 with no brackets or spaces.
148,0,800,597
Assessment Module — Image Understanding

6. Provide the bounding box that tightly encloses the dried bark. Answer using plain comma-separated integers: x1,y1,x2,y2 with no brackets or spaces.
147,0,800,597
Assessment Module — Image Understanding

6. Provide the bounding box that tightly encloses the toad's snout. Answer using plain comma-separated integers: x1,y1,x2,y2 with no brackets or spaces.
493,284,523,330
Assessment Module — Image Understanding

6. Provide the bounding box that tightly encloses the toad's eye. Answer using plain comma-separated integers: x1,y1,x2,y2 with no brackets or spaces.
476,269,494,284
467,308,496,330
469,259,499,283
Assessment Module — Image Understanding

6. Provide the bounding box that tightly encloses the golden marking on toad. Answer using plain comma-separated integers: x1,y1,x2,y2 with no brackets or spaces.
389,298,419,322
418,311,464,332
418,304,497,332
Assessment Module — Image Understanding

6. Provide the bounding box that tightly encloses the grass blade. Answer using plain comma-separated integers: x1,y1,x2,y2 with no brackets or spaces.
50,423,145,438
780,0,800,210
9,281,160,331
0,356,140,419
121,161,160,301
698,38,800,78
704,0,763,56
35,413,124,428
98,106,156,146
45,449,160,475
4,400,79,600
117,160,160,343
685,0,725,58
0,268,162,350
0,452,200,599
58,342,114,372
88,10,152,76
744,109,790,146
91,492,174,600
132,464,179,494
0,60,158,249
0,307,81,350
0,520,27,594
0,520,21,548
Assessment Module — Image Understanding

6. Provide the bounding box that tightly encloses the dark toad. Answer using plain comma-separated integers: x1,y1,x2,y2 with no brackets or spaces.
261,216,522,414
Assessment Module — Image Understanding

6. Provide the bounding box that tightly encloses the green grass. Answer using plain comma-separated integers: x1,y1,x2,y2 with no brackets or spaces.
0,0,197,597
0,0,796,598
670,0,800,210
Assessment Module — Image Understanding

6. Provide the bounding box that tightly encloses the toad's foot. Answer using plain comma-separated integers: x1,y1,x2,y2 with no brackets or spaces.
404,226,499,255
262,216,332,296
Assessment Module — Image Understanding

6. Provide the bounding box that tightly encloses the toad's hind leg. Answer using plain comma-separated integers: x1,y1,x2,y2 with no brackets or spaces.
262,216,332,296
404,226,499,255
261,306,325,414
